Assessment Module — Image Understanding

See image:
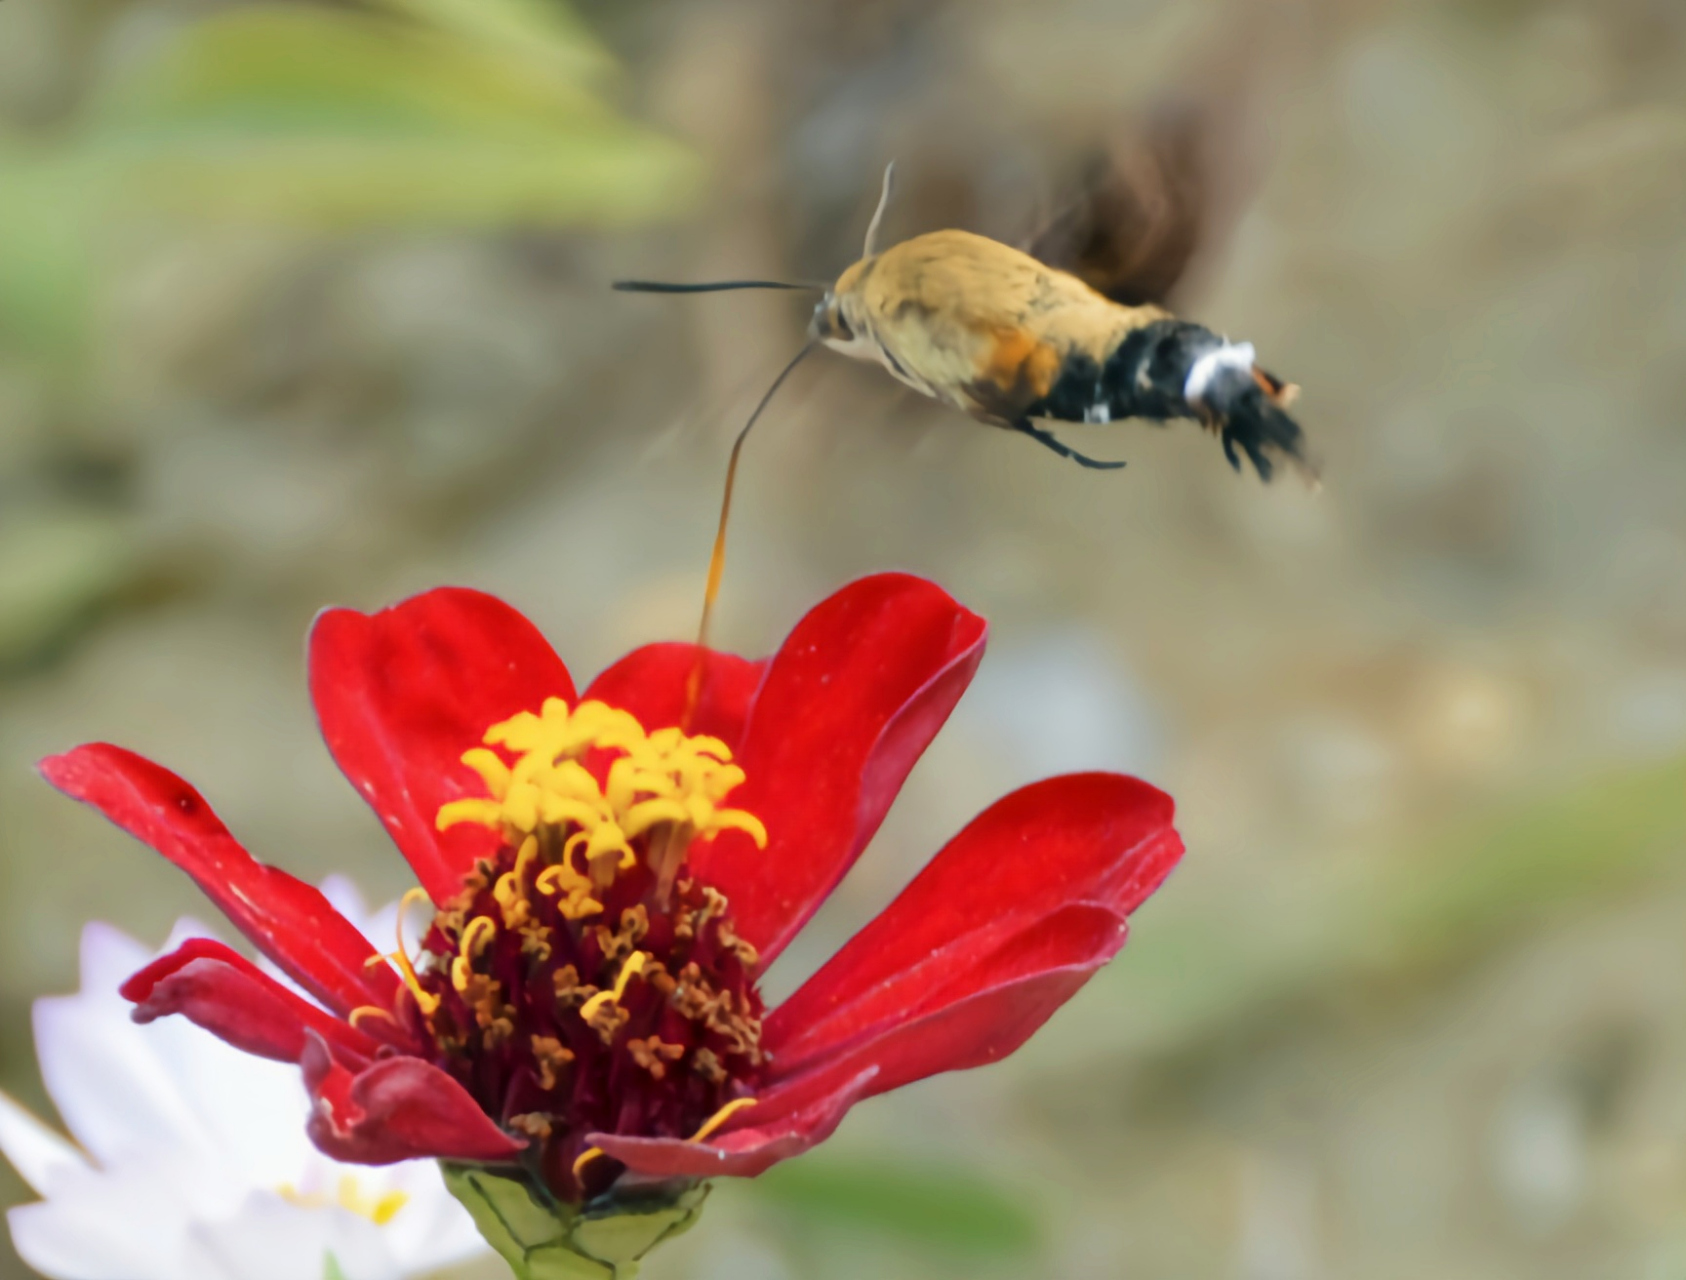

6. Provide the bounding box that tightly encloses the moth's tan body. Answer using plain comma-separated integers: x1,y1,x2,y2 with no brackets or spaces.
818,229,1170,425
623,150,1309,477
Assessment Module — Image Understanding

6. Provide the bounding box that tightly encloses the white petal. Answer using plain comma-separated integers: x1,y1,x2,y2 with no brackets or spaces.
0,1089,87,1194
161,916,222,953
317,876,373,932
42,917,316,1187
142,918,318,1186
8,1200,173,1280
32,987,220,1166
190,1193,402,1280
32,922,230,1163
73,923,155,1005
18,908,491,1280
6,1153,211,1280
141,1014,315,1188
350,1160,488,1271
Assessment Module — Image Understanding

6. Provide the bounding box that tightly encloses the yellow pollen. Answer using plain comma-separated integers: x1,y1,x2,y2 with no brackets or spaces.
572,1145,607,1178
687,1097,757,1144
578,950,646,1022
433,698,767,898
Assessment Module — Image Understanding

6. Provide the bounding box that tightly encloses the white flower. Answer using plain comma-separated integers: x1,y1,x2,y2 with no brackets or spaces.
0,877,492,1280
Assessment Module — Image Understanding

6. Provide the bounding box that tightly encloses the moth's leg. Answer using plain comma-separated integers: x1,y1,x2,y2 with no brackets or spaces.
1011,419,1127,471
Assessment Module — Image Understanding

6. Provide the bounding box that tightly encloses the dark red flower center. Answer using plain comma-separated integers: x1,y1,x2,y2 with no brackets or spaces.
374,698,769,1201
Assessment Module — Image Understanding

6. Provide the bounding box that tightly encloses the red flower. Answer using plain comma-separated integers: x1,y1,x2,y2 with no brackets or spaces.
40,574,1182,1204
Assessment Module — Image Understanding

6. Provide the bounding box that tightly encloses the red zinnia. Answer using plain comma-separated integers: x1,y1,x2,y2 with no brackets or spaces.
40,574,1182,1208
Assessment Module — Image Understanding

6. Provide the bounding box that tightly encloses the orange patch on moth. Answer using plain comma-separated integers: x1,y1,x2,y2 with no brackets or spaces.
983,328,1062,400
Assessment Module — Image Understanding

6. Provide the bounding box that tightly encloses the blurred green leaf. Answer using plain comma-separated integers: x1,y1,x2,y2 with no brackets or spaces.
750,1155,1041,1257
86,10,613,141
109,131,693,230
82,7,699,228
0,144,104,357
0,1,698,354
375,0,615,85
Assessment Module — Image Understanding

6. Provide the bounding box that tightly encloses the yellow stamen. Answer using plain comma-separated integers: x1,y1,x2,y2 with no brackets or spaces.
572,1145,607,1178
277,1177,410,1226
436,798,503,831
621,797,689,837
450,915,498,992
349,1005,397,1031
708,807,768,848
433,698,767,897
687,1097,757,1145
460,915,497,959
493,836,541,923
367,887,440,1016
535,860,603,921
578,951,647,1022
460,747,512,798
535,863,579,894
365,1190,409,1226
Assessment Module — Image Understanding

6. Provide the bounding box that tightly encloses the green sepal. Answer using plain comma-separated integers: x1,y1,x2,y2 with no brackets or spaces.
441,1163,708,1280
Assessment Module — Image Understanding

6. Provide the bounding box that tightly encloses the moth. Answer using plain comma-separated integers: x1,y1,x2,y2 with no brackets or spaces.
618,107,1315,483
620,98,1318,664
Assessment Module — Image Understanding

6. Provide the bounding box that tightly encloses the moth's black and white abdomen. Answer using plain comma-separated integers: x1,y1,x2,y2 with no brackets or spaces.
1024,319,1315,483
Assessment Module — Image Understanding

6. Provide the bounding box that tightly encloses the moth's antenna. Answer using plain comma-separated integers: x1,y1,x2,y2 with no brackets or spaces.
614,279,825,294
862,161,897,258
683,340,820,728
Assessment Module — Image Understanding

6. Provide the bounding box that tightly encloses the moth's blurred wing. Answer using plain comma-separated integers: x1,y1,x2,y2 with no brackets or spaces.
1024,2,1291,308
1024,100,1211,308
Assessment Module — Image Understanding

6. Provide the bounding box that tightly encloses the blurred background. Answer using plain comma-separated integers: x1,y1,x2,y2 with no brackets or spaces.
3,0,1686,1276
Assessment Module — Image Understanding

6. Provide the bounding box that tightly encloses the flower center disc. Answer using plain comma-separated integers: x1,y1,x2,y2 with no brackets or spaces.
406,698,768,1200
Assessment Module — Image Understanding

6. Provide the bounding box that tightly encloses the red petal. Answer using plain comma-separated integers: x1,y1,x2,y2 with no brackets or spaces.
300,1033,524,1164
123,940,382,1067
583,644,766,749
587,1067,879,1181
309,587,576,904
596,907,1130,1182
755,908,1121,1120
690,574,987,964
39,745,398,1017
766,772,1181,1073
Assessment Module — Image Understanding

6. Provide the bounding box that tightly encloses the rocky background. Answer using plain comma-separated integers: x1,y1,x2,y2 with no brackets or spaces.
3,0,1686,1276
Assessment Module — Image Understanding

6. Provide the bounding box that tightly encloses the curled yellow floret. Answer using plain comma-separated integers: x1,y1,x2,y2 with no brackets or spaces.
435,698,766,897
